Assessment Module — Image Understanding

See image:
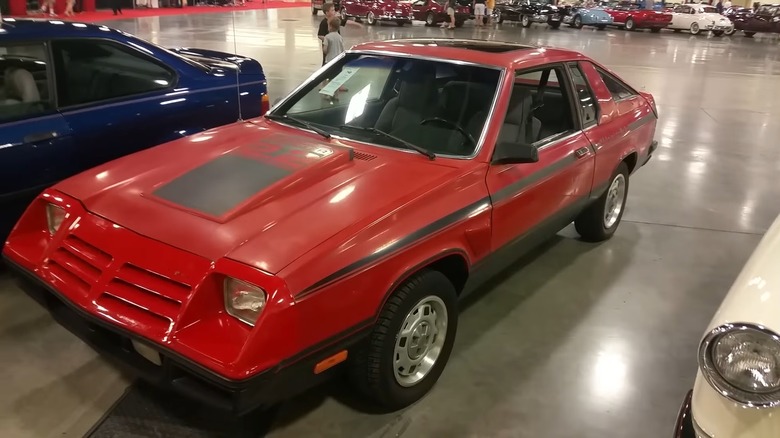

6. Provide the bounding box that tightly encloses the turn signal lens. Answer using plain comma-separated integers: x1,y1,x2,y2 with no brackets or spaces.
45,203,66,235
224,277,267,326
261,93,270,114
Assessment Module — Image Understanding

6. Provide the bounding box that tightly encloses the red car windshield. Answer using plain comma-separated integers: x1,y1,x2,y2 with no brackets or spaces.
270,53,502,157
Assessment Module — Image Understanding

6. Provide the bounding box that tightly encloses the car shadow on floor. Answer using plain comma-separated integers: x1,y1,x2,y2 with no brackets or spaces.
86,225,639,438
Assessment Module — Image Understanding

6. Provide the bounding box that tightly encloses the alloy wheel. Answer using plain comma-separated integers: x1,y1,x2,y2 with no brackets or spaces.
393,295,449,387
603,174,626,229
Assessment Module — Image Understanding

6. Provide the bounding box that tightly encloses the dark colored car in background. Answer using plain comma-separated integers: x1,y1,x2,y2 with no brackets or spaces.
507,0,564,28
732,4,780,37
412,0,470,26
0,18,268,243
493,0,525,23
723,6,754,35
604,1,673,31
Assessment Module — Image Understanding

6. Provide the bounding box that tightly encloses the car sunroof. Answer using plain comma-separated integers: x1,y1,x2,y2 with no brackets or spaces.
385,39,536,53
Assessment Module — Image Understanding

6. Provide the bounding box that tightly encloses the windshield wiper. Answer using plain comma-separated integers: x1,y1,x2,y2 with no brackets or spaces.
266,113,331,139
338,125,435,160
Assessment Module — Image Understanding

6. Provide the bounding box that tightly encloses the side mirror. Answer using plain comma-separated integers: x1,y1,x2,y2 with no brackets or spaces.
491,141,539,164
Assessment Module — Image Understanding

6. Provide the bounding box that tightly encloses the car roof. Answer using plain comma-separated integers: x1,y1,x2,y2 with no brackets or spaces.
0,17,125,39
348,38,587,69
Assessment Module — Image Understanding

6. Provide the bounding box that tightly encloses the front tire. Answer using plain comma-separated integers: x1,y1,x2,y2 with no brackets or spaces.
690,22,700,35
724,27,735,35
575,162,629,242
573,14,583,28
349,270,458,410
625,17,635,31
521,15,531,27
425,11,435,26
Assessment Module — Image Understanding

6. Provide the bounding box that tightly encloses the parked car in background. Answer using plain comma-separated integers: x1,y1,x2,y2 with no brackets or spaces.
512,0,565,28
340,0,414,25
3,38,658,414
723,6,754,35
674,213,780,438
411,0,470,26
493,0,525,23
0,18,268,244
668,3,734,36
604,1,673,31
732,3,780,37
561,5,614,29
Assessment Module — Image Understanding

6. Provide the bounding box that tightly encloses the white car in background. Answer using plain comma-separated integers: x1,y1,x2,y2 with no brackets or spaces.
674,214,780,438
668,3,734,36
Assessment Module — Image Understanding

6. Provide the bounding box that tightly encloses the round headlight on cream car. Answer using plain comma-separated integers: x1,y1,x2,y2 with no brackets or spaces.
699,323,780,407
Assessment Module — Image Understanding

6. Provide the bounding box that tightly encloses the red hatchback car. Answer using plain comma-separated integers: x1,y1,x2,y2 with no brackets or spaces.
3,39,658,414
606,1,673,31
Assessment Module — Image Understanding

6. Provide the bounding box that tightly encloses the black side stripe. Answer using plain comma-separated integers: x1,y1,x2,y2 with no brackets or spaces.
491,153,578,204
296,152,586,298
628,113,656,132
296,197,491,297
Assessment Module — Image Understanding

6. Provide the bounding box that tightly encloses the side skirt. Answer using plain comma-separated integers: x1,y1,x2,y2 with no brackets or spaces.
460,196,591,298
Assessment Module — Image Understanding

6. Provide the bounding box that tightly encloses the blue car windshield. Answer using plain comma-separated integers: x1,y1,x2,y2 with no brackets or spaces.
271,53,502,158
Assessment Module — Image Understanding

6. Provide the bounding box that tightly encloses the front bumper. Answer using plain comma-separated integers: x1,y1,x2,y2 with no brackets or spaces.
377,12,413,21
5,256,365,415
674,389,711,438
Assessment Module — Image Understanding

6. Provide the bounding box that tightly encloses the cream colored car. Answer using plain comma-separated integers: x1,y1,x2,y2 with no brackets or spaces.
674,214,780,438
668,3,734,36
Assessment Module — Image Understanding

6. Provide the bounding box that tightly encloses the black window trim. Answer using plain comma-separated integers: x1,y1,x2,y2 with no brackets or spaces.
0,39,60,125
50,36,180,111
592,64,638,103
564,61,600,130
506,62,582,149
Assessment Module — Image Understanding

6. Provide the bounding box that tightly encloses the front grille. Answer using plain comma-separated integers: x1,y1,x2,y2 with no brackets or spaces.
47,235,112,296
97,263,192,337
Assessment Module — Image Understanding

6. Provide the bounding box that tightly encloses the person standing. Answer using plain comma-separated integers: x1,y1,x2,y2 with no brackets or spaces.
318,3,339,67
440,0,456,28
485,0,495,24
322,16,345,64
473,0,486,26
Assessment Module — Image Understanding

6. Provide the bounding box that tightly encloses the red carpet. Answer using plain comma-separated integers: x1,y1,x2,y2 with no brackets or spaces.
13,1,308,22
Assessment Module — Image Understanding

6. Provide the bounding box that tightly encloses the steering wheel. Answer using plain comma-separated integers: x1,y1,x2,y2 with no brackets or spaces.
419,117,477,151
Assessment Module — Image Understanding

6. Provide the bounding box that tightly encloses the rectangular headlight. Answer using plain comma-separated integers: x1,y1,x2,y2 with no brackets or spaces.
45,203,66,235
224,277,267,326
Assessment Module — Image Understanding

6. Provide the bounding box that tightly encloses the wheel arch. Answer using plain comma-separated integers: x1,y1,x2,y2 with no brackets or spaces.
374,249,471,319
622,151,638,174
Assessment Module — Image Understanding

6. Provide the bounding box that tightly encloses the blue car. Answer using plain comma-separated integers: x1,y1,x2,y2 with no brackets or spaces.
0,18,268,242
562,6,614,28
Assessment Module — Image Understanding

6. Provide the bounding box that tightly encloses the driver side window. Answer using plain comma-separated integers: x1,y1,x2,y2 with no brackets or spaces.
497,65,576,146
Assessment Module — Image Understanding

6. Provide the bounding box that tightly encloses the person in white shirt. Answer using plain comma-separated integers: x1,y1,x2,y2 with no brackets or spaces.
724,0,732,8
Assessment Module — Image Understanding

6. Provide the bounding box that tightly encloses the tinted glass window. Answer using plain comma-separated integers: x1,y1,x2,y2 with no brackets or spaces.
274,53,502,157
0,43,53,122
596,68,635,101
568,63,598,127
499,66,575,145
52,39,175,107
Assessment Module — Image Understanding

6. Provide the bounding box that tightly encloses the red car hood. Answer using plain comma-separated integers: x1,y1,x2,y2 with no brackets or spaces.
54,120,462,274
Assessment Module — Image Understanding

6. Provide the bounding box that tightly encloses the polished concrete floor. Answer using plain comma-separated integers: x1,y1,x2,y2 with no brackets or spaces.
3,7,780,438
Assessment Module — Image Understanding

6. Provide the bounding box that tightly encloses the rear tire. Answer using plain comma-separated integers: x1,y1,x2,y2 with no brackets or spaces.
521,15,531,27
744,31,755,37
349,270,458,410
425,11,435,26
575,162,630,242
625,17,635,31
573,15,583,28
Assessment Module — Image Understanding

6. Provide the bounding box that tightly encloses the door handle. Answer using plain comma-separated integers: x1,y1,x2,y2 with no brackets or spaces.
574,147,590,158
24,131,59,143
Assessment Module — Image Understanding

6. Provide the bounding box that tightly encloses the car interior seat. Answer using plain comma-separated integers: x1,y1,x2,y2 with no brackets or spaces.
497,88,541,145
4,67,41,103
374,61,439,134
